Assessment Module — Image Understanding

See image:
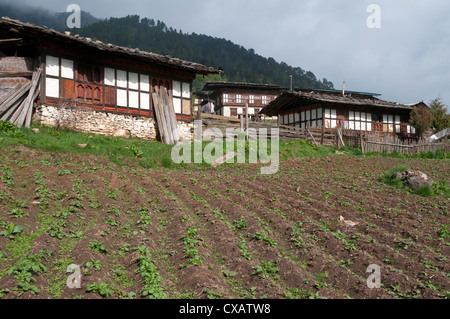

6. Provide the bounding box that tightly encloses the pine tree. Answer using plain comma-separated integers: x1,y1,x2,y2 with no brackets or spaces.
429,98,450,131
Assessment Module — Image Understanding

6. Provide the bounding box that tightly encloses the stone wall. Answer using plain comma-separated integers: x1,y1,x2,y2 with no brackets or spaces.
34,103,193,141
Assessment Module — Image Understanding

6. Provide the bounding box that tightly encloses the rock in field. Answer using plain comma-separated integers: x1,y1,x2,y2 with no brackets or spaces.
393,169,433,191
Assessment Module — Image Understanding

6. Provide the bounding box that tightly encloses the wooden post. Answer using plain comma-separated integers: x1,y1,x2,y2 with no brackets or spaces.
337,127,345,148
360,132,365,154
245,103,249,139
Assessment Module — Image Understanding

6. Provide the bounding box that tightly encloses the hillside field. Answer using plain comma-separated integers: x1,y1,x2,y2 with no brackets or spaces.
0,126,449,300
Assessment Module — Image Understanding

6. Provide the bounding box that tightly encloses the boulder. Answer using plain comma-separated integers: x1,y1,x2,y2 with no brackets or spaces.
393,169,433,191
113,129,131,138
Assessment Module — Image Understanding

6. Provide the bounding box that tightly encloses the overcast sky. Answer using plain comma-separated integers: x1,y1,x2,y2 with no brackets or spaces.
5,0,450,108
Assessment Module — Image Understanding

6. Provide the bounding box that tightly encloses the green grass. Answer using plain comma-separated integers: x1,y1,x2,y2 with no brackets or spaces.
0,122,174,169
1,121,448,172
0,122,337,170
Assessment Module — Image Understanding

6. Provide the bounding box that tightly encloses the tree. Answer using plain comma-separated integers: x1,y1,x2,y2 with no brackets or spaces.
429,98,450,131
410,105,433,138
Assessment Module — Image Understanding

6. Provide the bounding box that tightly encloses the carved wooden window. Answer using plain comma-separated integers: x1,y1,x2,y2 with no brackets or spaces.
75,63,103,104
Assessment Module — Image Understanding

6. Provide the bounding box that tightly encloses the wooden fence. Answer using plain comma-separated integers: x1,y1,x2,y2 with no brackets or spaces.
197,113,449,155
341,128,450,155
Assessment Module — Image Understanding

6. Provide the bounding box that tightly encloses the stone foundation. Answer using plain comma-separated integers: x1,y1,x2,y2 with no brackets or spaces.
34,104,193,141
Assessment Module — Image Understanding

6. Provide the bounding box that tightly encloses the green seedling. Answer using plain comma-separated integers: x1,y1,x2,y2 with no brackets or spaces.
86,282,113,298
0,222,23,239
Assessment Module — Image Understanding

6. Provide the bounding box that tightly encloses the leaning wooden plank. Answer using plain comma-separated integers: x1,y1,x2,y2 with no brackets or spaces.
0,83,27,113
337,127,345,147
0,82,31,116
166,89,180,142
159,88,174,145
1,94,26,121
0,84,21,106
151,92,165,144
159,89,174,145
8,98,27,124
16,68,41,128
11,96,28,125
25,88,40,128
307,128,319,147
151,92,170,145
161,87,180,143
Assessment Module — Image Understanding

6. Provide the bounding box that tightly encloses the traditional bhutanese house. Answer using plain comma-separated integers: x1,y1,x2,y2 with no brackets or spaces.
0,17,219,140
202,82,284,118
260,89,423,138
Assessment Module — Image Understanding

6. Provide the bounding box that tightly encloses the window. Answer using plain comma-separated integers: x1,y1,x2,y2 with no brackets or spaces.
249,95,254,104
395,115,401,133
325,109,337,128
74,63,103,103
262,96,268,104
61,59,74,79
383,114,395,133
283,108,324,128
349,110,373,131
407,125,416,135
103,67,153,114
45,55,61,98
171,80,191,116
236,94,242,104
223,94,229,103
77,64,101,84
46,77,59,98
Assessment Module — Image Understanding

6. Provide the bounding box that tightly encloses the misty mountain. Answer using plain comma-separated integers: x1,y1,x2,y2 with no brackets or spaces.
0,2,98,30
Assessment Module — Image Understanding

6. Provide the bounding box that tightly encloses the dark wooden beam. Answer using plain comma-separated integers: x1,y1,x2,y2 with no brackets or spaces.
0,38,23,45
0,71,33,78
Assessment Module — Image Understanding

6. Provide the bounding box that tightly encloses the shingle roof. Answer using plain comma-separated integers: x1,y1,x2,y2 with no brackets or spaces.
0,17,220,75
260,90,422,116
202,81,284,91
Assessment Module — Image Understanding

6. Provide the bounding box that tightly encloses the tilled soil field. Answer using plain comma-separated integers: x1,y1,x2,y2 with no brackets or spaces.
0,146,449,299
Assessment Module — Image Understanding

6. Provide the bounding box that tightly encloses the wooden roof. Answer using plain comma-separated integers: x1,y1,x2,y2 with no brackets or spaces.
260,90,422,116
0,17,220,76
202,81,284,92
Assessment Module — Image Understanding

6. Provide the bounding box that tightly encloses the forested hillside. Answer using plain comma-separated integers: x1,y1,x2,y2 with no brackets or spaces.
76,15,334,91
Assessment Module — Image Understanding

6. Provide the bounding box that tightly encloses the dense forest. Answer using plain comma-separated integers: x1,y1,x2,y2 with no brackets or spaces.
1,3,334,91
